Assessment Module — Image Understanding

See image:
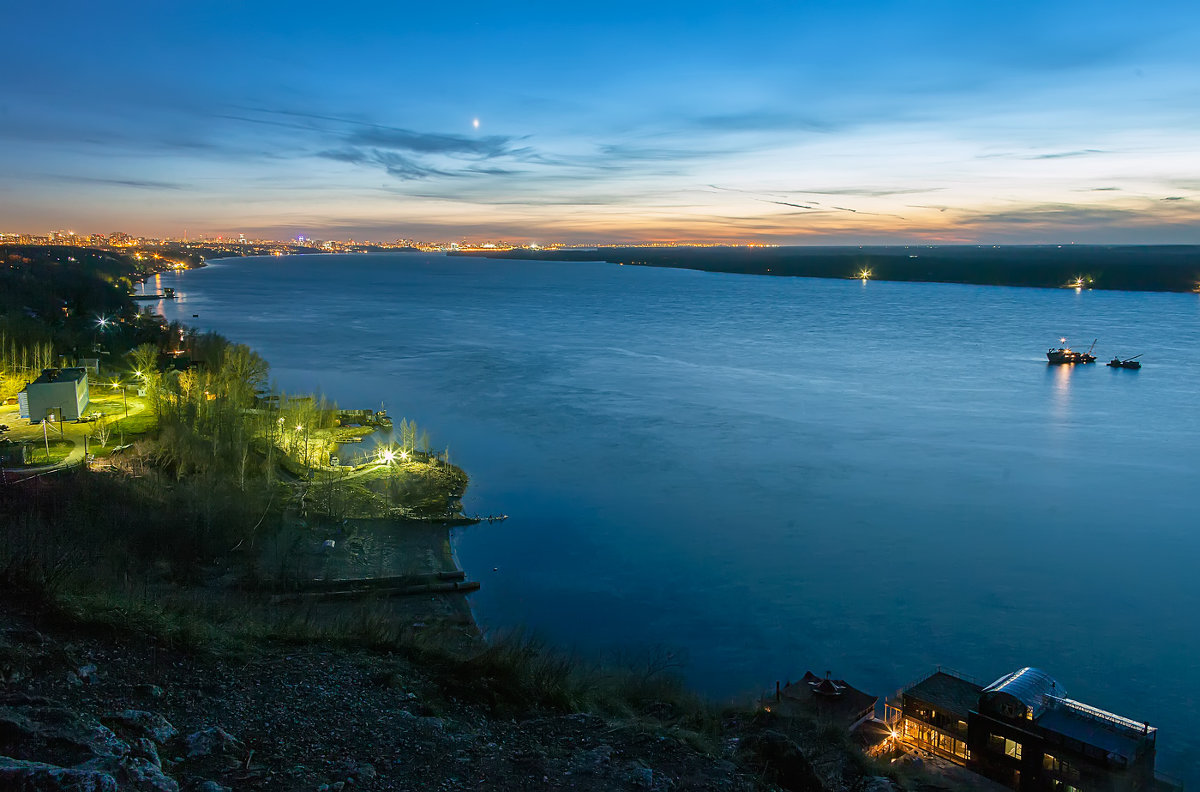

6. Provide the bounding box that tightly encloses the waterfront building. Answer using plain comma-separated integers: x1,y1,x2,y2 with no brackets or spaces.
766,671,878,732
17,368,89,421
891,667,1175,792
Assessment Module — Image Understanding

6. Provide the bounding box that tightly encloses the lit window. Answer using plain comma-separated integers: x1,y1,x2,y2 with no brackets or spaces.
1005,738,1022,759
1045,753,1060,771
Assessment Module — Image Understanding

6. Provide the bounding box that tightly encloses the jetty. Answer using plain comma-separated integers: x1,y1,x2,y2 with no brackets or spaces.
130,288,177,300
265,571,480,603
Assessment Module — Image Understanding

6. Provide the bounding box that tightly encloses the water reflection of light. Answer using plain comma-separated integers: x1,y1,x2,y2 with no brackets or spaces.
1049,363,1072,420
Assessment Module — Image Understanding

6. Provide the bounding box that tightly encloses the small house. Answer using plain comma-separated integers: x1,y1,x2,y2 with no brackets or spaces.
768,670,878,732
18,368,90,422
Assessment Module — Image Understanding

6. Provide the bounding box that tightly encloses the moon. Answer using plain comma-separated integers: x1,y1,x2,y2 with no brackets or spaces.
472,118,480,129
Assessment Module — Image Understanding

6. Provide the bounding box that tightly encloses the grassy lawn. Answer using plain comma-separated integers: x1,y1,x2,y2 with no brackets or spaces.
113,409,157,436
85,392,135,419
90,393,157,437
25,437,75,465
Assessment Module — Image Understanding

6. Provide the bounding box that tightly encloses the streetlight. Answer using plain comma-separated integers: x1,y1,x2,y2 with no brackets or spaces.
111,380,128,418
295,424,308,472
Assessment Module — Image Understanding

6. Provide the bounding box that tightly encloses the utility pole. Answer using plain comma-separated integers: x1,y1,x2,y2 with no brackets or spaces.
42,419,50,462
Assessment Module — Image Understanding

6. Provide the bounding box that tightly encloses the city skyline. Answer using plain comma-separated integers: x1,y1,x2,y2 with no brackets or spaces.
3,0,1199,244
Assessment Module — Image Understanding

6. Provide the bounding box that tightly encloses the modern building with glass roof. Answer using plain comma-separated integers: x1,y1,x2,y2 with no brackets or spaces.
891,666,1176,792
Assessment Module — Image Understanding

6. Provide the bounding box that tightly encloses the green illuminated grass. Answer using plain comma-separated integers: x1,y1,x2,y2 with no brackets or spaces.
26,438,75,465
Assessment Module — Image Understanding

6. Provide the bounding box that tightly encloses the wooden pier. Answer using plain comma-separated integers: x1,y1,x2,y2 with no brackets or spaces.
264,570,479,603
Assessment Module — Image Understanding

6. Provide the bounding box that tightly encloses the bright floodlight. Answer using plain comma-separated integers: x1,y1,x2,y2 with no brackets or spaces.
380,449,396,463
295,424,303,432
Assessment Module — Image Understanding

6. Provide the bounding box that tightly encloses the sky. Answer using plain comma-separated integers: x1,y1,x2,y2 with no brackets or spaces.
3,0,1199,244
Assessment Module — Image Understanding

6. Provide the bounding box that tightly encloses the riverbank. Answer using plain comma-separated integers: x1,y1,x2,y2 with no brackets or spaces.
451,244,1200,293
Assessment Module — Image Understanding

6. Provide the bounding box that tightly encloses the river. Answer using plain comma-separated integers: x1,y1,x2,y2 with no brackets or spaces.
156,252,1199,778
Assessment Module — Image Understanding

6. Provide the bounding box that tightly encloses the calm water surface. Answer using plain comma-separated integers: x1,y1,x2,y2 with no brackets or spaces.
158,254,1199,778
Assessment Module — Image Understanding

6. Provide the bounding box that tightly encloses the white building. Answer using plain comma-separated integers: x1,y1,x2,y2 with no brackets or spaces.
18,368,90,422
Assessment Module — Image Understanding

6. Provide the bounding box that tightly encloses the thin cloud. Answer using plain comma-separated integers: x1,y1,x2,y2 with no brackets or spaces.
1029,149,1107,160
976,149,1109,161
598,143,732,162
711,184,905,219
347,127,518,158
53,175,186,190
760,199,820,210
316,148,371,165
789,187,941,197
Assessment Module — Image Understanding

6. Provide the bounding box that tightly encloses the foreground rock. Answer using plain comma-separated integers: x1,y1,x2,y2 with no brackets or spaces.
0,604,906,791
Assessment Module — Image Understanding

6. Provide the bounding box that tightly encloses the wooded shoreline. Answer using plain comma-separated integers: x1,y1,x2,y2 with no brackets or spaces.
454,244,1200,293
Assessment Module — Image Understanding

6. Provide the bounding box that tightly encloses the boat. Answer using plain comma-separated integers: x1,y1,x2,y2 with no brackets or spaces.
1047,338,1097,365
1106,354,1142,369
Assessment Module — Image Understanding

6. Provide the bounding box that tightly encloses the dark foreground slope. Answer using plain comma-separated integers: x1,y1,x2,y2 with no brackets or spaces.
456,245,1200,292
0,599,920,792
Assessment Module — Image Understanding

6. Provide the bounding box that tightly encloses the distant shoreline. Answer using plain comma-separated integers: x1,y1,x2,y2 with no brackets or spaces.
449,244,1200,294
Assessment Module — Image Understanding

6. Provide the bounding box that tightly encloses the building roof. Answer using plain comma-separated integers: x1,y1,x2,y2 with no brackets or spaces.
982,667,1062,718
29,367,87,385
903,671,983,719
774,671,877,729
1036,699,1152,762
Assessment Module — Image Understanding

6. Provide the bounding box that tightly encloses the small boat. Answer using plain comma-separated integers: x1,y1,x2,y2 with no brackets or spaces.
1107,354,1142,369
1047,338,1097,365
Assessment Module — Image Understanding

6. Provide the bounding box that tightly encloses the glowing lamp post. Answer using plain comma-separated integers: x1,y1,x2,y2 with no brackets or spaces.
111,380,128,418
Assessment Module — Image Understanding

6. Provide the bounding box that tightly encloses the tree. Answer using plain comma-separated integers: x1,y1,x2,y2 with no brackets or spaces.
92,415,113,447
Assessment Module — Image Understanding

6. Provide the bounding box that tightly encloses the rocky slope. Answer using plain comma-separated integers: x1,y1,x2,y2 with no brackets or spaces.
0,601,901,792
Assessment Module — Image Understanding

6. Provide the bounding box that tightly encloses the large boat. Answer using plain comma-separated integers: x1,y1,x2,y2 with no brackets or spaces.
1046,338,1096,365
1106,355,1142,369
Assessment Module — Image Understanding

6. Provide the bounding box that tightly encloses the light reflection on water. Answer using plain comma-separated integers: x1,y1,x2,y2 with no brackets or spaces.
160,254,1200,779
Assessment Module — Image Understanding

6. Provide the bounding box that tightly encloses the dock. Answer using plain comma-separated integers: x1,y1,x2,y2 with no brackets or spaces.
263,570,480,603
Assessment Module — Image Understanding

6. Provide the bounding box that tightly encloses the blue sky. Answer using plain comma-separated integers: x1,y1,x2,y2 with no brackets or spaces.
3,0,1199,242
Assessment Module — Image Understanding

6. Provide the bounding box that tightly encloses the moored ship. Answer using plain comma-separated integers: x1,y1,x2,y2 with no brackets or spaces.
1046,338,1096,364
1107,354,1142,369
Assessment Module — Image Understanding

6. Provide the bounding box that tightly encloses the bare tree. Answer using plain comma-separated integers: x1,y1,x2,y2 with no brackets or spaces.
92,415,113,447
